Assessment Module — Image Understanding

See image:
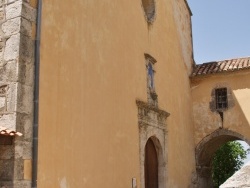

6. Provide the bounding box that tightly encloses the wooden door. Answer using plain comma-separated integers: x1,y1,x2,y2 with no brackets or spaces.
145,138,158,188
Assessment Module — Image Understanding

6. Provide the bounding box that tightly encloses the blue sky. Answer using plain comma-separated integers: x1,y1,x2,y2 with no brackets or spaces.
187,0,250,64
238,141,250,165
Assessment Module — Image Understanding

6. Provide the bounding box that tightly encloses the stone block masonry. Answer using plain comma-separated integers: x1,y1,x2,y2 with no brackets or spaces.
0,0,37,187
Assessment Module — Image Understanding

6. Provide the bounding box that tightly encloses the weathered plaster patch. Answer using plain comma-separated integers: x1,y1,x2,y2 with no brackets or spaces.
59,177,69,188
172,0,193,75
193,101,221,144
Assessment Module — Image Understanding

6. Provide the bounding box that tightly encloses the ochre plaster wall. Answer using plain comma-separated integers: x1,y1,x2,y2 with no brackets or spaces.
173,0,194,75
191,70,250,145
38,0,195,187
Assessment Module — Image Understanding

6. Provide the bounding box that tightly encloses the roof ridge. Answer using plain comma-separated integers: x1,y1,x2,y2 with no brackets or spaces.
192,56,250,77
199,56,250,65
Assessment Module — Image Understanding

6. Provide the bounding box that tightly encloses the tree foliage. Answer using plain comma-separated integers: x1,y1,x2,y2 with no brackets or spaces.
212,141,248,188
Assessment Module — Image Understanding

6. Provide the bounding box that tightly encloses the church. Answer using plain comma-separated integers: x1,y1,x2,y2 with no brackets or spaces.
0,0,249,187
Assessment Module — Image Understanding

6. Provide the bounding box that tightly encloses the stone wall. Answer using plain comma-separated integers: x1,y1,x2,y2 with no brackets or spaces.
191,71,250,146
191,71,250,187
37,0,196,187
0,0,37,187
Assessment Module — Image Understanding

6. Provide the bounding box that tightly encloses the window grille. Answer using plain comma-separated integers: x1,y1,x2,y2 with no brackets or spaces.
215,88,228,110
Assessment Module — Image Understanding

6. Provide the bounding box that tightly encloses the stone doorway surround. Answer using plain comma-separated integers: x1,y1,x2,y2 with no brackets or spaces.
136,100,169,188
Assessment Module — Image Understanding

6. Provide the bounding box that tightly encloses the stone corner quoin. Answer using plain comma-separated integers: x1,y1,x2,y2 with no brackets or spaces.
0,0,37,188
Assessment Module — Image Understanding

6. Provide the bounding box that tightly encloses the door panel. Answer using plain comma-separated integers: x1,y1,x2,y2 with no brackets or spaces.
145,138,158,188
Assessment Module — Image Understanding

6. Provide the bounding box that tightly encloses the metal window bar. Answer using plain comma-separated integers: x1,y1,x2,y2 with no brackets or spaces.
216,88,228,110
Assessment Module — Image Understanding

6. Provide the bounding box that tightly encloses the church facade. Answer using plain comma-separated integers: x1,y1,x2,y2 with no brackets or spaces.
0,0,249,187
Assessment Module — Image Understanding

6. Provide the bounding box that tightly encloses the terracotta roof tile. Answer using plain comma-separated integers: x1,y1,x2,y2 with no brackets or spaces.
192,57,250,76
234,58,241,69
243,59,247,67
0,126,22,136
238,58,244,69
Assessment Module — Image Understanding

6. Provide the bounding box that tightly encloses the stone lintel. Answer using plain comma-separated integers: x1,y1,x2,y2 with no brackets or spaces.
136,100,170,118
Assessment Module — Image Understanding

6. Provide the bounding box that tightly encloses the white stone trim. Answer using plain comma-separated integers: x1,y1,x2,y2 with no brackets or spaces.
136,100,169,188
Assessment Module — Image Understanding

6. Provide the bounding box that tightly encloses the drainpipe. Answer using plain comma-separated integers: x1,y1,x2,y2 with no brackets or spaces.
32,0,42,187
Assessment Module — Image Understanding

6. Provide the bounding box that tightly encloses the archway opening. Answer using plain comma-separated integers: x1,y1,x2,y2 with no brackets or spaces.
212,140,249,187
238,140,250,164
195,129,250,188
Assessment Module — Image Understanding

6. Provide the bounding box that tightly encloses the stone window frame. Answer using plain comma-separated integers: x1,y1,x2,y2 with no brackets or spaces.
141,0,157,24
210,83,234,112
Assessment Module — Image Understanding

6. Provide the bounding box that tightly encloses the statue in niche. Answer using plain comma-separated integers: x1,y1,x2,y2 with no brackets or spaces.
148,63,154,91
145,54,157,104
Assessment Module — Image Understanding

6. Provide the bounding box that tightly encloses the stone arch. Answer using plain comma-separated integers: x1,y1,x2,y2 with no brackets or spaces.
194,129,250,188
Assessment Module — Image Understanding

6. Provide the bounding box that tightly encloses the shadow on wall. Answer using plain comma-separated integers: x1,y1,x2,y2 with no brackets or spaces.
0,136,14,187
233,88,250,126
